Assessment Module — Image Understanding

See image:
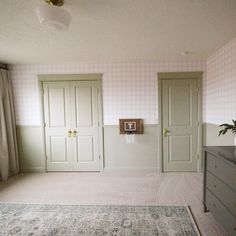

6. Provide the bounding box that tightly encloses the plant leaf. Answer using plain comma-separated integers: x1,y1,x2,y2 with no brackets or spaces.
219,119,236,136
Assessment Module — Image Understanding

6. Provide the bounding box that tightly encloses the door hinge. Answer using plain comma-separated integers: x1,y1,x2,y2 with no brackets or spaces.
46,155,48,160
195,154,200,160
196,121,200,126
42,89,44,95
43,122,46,127
99,155,101,160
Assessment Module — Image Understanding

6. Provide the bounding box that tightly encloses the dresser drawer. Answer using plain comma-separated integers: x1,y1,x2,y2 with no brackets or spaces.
206,189,236,236
206,153,236,192
206,171,236,217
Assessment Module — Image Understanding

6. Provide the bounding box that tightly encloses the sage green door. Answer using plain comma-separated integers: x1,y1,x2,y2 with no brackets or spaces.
43,80,100,171
71,81,100,171
162,78,199,171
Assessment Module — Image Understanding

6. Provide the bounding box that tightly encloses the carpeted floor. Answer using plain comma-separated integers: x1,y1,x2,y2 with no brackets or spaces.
0,203,200,236
0,172,226,235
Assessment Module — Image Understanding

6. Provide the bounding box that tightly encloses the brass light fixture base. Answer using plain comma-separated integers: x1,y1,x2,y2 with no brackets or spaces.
44,0,64,6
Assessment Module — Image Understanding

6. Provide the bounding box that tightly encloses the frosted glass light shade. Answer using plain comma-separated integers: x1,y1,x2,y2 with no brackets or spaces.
36,5,71,31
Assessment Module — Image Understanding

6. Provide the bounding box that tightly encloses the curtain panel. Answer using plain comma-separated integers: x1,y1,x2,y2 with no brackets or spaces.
0,68,19,181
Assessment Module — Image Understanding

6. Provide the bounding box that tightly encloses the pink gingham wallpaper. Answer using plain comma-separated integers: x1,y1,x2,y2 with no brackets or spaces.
204,37,236,124
9,61,205,125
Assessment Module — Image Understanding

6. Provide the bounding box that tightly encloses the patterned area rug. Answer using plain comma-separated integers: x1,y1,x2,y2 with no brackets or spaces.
0,204,200,236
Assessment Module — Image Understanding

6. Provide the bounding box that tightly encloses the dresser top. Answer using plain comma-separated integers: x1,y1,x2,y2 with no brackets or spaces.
203,146,236,165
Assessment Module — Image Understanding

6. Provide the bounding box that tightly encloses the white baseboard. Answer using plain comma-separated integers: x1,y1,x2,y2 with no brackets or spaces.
103,167,159,174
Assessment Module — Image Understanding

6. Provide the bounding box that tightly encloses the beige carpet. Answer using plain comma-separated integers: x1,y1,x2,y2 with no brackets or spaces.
0,172,227,236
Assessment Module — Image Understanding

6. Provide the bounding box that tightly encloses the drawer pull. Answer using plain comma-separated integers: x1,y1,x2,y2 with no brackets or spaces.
213,203,216,207
214,185,217,188
214,165,217,168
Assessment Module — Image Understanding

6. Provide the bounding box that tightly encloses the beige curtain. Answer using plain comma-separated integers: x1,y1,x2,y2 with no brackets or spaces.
0,68,19,181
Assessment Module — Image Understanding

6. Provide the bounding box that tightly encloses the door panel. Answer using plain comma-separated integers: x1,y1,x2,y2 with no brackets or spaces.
43,82,73,171
50,136,68,162
48,87,67,127
169,135,191,161
71,81,100,171
76,136,94,162
75,87,93,127
162,79,198,171
169,85,190,126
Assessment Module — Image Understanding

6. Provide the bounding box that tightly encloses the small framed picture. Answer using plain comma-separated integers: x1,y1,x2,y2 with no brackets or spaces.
124,121,136,131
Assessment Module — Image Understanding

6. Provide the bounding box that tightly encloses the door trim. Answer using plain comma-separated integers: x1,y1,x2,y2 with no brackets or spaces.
157,72,203,172
38,74,104,172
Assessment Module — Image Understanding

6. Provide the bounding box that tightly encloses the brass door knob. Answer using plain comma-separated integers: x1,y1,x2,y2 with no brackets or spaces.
163,128,169,137
72,130,77,137
68,130,72,137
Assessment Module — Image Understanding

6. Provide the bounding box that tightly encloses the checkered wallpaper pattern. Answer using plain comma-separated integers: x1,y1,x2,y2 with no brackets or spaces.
204,37,236,124
9,61,205,125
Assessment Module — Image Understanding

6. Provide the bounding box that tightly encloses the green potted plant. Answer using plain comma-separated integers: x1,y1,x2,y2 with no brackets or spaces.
219,119,236,146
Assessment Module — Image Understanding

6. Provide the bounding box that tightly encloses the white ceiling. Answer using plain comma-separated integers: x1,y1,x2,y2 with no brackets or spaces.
0,0,236,64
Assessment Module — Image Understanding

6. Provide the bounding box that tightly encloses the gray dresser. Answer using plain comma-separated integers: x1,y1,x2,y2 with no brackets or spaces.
203,146,236,236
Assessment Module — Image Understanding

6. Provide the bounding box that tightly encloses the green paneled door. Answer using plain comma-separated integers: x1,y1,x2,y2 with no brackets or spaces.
43,81,100,171
162,78,199,171
71,81,100,171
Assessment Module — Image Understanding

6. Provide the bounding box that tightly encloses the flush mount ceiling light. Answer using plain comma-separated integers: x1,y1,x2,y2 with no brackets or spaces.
36,0,71,31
